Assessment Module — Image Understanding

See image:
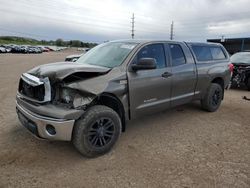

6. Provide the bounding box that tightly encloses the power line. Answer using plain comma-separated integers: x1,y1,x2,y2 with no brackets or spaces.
3,0,250,28
1,0,249,41
1,1,250,35
0,7,170,34
0,27,55,39
0,0,131,26
20,0,250,25
0,8,130,31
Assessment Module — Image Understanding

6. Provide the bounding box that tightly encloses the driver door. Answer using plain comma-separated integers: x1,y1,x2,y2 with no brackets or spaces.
127,43,172,119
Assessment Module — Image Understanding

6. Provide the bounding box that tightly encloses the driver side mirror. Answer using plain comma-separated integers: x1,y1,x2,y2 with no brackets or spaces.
131,58,157,71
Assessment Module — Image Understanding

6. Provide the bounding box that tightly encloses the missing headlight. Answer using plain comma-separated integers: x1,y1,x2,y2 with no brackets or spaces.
73,93,93,108
60,88,93,109
61,88,76,104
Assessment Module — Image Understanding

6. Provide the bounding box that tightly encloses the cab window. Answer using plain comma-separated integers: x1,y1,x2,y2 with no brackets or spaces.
210,47,226,60
136,44,166,69
169,44,186,66
191,45,213,61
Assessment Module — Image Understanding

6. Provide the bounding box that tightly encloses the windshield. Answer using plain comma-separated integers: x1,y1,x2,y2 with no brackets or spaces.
76,42,138,68
231,52,250,64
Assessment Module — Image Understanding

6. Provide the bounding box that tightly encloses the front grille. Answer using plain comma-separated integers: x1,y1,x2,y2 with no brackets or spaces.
233,63,249,70
18,78,45,101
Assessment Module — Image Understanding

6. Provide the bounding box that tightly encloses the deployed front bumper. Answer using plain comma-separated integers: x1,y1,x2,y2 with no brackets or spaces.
16,101,76,141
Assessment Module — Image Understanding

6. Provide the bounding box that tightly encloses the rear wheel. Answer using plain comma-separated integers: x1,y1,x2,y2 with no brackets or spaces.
73,105,121,158
201,83,223,112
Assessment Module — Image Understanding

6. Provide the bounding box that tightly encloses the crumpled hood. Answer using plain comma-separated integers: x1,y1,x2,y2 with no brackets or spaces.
28,62,111,81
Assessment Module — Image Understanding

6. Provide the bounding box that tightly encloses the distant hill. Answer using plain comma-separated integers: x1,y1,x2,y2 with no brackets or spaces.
0,36,43,45
0,36,97,48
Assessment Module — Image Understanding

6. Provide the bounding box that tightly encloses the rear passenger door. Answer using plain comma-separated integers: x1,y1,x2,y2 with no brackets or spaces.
167,43,197,107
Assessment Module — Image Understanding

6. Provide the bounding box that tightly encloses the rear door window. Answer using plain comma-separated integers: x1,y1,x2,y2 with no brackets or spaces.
210,47,226,60
169,44,186,66
191,45,212,61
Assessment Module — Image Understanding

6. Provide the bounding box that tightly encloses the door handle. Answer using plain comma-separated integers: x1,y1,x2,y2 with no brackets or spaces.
162,72,172,78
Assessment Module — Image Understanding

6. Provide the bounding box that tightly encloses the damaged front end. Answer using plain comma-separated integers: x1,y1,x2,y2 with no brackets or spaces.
17,72,102,111
16,53,130,141
20,62,112,109
18,73,51,103
16,64,112,141
52,86,96,110
231,63,250,90
51,70,114,110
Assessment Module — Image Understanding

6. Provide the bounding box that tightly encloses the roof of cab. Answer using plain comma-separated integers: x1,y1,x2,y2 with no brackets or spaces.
109,39,222,46
109,39,172,44
186,42,223,46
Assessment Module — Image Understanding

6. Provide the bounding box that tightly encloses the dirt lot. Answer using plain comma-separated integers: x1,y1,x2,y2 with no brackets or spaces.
0,50,249,188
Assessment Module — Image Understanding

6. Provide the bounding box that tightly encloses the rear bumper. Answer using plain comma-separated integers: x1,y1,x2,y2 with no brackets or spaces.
16,102,75,141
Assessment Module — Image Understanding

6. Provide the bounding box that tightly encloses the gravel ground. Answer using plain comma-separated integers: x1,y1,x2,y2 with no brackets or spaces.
0,50,249,188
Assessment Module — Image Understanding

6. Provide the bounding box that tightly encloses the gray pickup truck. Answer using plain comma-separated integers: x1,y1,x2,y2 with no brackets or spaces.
16,40,232,157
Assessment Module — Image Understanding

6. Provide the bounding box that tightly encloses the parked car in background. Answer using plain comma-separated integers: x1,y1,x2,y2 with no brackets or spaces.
0,46,6,53
38,46,50,52
16,40,232,157
43,48,50,52
3,45,12,53
230,52,250,90
77,47,90,52
65,53,83,62
0,44,68,54
20,46,28,53
27,47,35,53
27,46,42,53
11,46,23,53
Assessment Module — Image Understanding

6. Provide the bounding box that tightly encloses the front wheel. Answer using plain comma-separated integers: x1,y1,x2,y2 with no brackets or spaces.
201,83,223,112
72,105,121,158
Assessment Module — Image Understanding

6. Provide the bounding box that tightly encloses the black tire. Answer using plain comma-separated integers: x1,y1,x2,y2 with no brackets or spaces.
201,83,223,112
72,105,121,158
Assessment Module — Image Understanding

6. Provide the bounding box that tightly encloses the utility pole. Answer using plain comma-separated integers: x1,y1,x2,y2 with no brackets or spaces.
221,35,225,42
131,13,135,39
170,21,174,40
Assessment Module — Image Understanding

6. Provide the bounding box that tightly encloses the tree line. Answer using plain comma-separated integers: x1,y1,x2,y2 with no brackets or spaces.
0,36,97,48
54,38,97,48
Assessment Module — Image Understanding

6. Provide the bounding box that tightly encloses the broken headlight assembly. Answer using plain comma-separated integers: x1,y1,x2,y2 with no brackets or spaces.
60,88,93,109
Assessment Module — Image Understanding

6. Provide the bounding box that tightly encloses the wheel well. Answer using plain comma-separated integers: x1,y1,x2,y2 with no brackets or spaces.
94,93,126,132
212,77,224,89
211,77,224,99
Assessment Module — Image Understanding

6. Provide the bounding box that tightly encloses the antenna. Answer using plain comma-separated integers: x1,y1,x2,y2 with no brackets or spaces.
131,13,135,39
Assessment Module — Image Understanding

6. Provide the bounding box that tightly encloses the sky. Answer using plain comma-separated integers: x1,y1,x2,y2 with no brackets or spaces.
0,0,250,43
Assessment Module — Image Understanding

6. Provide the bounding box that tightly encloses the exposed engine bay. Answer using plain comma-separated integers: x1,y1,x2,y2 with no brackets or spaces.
231,63,250,90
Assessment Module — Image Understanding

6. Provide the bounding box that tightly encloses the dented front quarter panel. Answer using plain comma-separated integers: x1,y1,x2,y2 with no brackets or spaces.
65,67,130,120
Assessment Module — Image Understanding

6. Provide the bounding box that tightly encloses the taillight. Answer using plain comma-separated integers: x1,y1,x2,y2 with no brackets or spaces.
228,63,234,73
